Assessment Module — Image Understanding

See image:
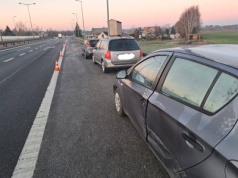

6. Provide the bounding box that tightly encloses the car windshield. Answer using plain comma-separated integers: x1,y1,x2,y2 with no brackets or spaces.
109,39,140,51
89,40,99,47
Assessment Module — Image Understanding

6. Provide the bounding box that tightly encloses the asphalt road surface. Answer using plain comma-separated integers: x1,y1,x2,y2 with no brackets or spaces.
0,38,65,178
33,37,169,178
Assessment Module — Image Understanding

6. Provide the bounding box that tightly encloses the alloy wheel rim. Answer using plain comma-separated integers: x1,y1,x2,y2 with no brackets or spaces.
115,93,121,112
102,61,105,71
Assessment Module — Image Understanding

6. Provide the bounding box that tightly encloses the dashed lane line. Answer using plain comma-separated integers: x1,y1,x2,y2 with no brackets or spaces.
19,53,26,56
3,58,15,62
28,50,33,52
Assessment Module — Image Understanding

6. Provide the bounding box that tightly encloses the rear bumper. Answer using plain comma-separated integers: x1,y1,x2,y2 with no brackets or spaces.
104,59,138,69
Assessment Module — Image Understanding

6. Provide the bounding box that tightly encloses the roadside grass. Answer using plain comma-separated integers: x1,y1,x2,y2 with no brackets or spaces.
201,31,238,44
139,30,238,54
138,40,180,54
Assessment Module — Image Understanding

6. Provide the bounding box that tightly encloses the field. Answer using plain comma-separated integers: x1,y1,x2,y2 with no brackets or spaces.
139,30,238,54
138,40,180,54
201,31,238,44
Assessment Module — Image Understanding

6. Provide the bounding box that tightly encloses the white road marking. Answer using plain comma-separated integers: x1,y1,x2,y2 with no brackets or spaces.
11,41,67,178
17,47,30,51
28,50,33,52
3,58,14,62
43,46,55,50
0,39,55,53
19,53,26,56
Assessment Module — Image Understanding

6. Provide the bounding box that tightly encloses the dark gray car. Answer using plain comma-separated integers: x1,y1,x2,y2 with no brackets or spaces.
113,45,238,178
81,38,99,59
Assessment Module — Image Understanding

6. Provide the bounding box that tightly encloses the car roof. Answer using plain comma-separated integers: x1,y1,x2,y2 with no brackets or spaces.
103,36,135,41
87,38,99,41
156,44,238,69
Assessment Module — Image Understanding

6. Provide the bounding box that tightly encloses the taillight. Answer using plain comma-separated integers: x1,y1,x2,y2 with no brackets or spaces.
86,42,90,47
140,49,143,57
105,50,111,59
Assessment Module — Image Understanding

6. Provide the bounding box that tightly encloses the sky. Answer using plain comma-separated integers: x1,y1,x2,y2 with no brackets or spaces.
1,0,238,31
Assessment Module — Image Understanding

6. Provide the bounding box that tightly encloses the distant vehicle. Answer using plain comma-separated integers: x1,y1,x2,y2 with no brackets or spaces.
58,33,62,39
81,38,99,59
113,45,238,178
92,36,143,73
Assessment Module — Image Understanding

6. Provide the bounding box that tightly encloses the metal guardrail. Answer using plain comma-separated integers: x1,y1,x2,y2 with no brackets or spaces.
0,37,48,47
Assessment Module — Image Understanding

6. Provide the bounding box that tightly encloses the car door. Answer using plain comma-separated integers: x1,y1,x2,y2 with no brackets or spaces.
119,53,171,138
146,53,238,174
93,40,101,62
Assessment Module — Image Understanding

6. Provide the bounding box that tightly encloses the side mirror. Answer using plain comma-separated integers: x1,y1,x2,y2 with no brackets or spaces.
116,70,127,79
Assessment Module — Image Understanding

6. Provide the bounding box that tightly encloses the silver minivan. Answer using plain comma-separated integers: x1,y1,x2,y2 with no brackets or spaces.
92,37,143,73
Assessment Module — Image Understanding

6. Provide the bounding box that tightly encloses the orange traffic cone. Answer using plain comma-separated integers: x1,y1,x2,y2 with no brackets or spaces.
55,60,60,71
60,50,63,57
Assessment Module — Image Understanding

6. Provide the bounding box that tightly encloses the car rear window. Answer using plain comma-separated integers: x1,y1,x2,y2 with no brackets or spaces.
109,39,140,51
89,40,99,47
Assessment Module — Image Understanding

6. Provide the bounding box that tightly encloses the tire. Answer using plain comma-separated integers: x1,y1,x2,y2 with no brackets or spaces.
114,89,125,116
84,52,89,59
101,60,108,73
92,55,96,64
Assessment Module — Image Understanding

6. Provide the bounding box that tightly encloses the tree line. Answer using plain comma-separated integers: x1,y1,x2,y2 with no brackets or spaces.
0,21,79,38
133,5,201,40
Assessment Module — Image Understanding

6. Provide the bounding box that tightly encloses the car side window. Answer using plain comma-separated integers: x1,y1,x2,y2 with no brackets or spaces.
96,41,101,49
103,41,108,50
131,56,167,88
204,73,238,113
161,58,218,107
99,41,104,50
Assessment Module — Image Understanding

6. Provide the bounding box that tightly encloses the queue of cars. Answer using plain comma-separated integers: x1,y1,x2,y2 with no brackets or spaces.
82,36,143,72
81,38,238,178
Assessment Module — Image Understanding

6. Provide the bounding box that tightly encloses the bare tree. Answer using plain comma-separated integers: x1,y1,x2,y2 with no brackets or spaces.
176,6,201,37
15,21,28,36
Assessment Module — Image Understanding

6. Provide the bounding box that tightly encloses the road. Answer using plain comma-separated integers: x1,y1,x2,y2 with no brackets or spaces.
0,38,65,178
33,37,169,178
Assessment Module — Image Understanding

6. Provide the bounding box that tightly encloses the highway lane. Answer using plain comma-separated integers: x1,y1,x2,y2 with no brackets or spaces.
0,38,66,178
0,39,60,82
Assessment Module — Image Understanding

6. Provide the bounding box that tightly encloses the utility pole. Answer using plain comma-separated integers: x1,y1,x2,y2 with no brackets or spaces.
107,0,110,36
75,0,85,38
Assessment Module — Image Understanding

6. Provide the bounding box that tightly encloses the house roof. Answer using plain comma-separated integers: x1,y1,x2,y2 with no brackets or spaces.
109,19,121,23
91,28,108,35
143,26,161,32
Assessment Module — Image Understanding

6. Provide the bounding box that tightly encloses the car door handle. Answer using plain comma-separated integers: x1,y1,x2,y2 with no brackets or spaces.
182,133,204,152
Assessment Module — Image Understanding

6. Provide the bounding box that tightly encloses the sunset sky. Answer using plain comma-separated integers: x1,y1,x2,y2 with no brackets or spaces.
1,0,238,31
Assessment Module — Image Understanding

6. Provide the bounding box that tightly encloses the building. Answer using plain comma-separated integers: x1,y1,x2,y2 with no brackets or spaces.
91,27,108,38
109,19,122,36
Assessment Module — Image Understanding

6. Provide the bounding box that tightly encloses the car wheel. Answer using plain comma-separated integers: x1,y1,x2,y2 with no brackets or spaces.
84,53,89,59
92,55,96,64
114,89,125,116
101,60,108,73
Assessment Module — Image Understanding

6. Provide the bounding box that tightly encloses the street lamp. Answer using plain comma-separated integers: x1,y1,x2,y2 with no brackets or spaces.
75,0,85,38
106,0,110,36
19,2,35,38
12,16,17,36
72,12,79,37
71,19,75,36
